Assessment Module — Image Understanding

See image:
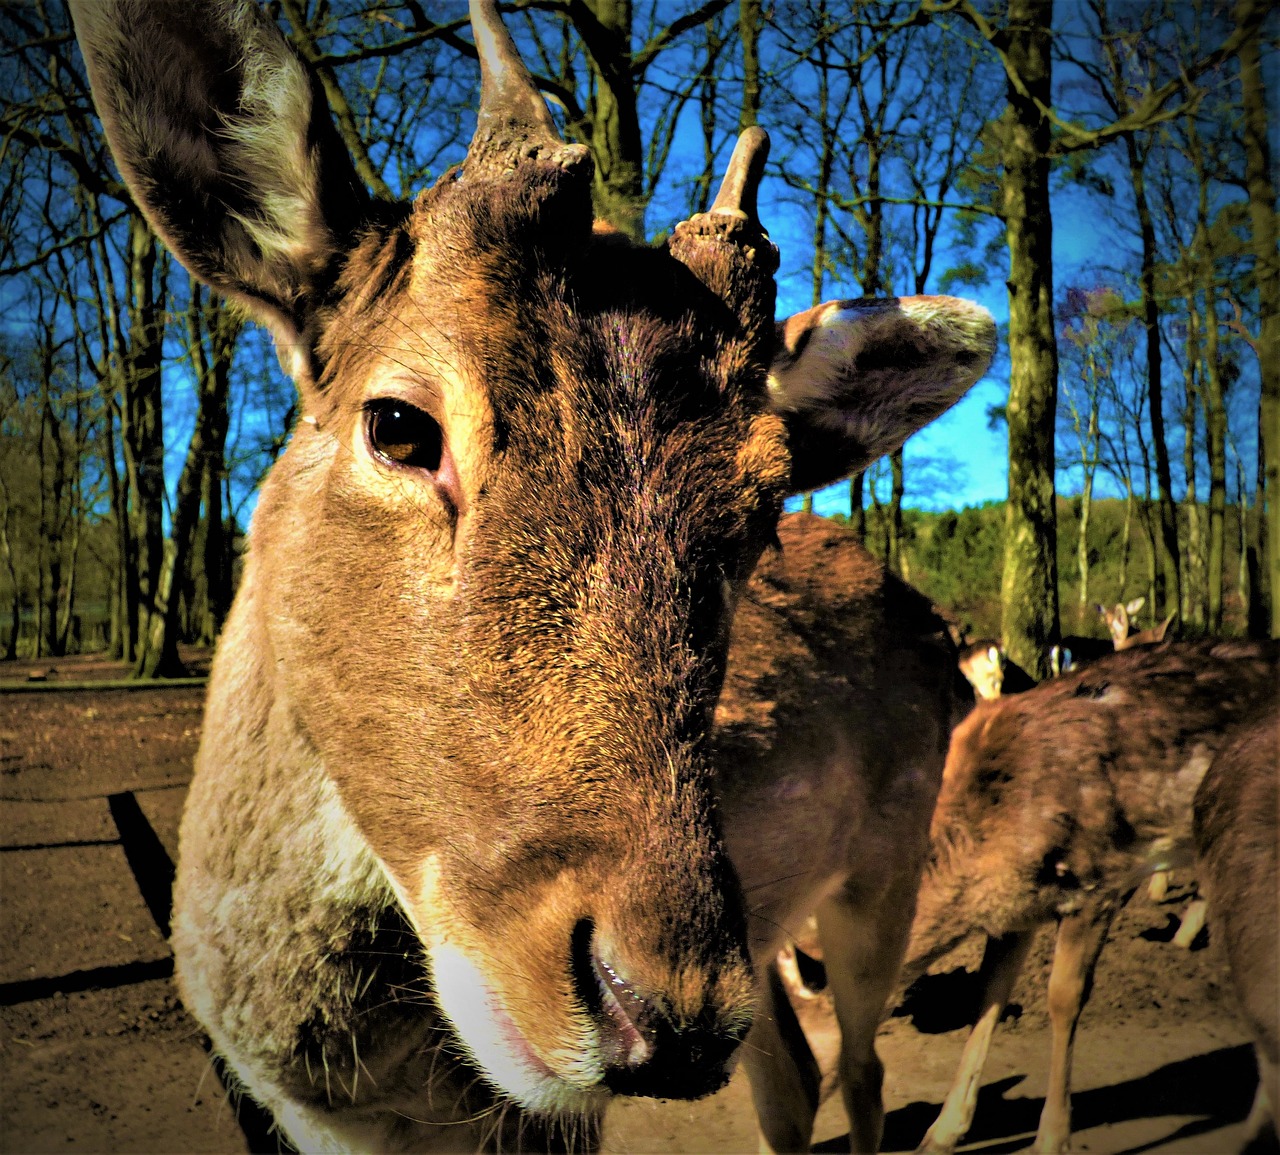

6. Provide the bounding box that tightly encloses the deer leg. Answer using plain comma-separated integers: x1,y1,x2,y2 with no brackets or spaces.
1034,904,1117,1154
1170,898,1208,949
818,873,948,1155
915,930,1035,1155
743,957,822,1154
1147,870,1170,903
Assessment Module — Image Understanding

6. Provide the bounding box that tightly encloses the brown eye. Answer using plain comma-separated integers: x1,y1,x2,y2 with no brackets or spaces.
367,400,444,471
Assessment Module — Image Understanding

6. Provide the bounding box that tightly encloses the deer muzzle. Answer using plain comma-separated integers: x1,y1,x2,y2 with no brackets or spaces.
420,830,756,1113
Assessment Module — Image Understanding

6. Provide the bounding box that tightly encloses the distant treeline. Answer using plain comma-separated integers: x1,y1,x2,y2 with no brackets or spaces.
839,497,1256,642
4,495,1253,660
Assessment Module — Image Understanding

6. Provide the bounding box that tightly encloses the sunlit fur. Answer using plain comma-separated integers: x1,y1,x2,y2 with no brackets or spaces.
71,0,998,1149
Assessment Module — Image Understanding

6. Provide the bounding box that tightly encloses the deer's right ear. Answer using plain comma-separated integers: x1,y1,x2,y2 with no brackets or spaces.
1126,597,1145,616
70,0,369,386
768,296,995,494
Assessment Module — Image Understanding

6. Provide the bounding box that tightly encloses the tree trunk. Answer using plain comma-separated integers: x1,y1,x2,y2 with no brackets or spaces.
1237,456,1250,626
810,7,833,308
1118,486,1133,595
0,475,18,661
125,216,167,673
199,297,238,644
1182,306,1205,630
577,0,645,239
1187,123,1227,632
998,0,1059,680
1236,0,1279,637
1076,415,1096,617
137,285,239,675
888,449,904,575
1125,138,1180,621
850,473,865,542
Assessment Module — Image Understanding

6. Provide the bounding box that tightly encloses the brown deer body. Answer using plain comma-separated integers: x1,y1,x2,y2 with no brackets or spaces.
71,2,994,1151
908,640,1278,1155
1193,709,1279,1151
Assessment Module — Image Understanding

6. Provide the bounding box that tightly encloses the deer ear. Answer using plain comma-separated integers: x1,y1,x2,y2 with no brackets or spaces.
70,0,369,385
1126,597,1145,616
768,296,995,494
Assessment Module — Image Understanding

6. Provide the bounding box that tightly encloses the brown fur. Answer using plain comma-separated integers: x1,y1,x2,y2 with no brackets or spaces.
715,514,969,1154
70,1,995,1150
1194,709,1280,1148
909,639,1278,1154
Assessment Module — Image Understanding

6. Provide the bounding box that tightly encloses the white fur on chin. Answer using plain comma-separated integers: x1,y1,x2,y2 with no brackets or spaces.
428,942,611,1115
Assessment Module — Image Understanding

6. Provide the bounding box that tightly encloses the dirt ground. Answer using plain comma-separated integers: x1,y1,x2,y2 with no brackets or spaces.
0,657,1264,1154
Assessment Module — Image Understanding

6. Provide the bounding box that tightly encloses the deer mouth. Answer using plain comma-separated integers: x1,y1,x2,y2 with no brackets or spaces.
428,928,748,1112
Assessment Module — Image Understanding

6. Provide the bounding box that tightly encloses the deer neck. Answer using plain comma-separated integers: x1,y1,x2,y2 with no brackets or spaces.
173,559,484,1134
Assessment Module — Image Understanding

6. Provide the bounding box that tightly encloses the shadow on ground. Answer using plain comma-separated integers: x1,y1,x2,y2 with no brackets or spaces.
812,1043,1258,1154
892,967,1023,1035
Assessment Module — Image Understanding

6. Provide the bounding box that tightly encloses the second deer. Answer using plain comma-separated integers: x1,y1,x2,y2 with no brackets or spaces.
908,639,1277,1154
1192,707,1279,1152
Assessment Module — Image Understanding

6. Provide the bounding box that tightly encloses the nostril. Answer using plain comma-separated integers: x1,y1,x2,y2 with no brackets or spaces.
570,920,747,1099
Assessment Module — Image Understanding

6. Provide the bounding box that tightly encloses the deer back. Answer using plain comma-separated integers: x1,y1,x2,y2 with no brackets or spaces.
715,514,970,958
913,640,1279,970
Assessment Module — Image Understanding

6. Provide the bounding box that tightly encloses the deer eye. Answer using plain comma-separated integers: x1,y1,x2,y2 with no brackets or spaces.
366,400,444,471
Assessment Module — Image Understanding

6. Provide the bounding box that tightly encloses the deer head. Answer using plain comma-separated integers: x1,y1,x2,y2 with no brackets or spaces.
1099,597,1145,647
72,0,995,1115
958,640,1006,701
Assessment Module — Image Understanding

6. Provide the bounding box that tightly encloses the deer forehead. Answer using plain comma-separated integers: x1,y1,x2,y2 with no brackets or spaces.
310,210,789,527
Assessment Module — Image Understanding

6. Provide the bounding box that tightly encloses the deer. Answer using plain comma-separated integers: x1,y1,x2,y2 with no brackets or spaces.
903,638,1278,1155
958,641,1005,702
957,639,1039,702
1083,597,1188,913
1192,708,1279,1153
71,1,995,1151
1099,596,1177,651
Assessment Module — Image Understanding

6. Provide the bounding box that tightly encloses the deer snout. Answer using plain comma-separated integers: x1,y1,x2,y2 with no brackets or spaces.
572,920,754,1101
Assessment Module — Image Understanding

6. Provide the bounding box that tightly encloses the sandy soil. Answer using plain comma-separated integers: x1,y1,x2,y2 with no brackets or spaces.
0,659,1264,1154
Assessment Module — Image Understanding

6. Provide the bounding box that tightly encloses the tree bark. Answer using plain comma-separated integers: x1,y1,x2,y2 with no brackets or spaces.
1076,405,1097,617
0,460,19,660
199,299,239,645
1182,305,1205,630
576,0,645,239
998,0,1059,680
1186,119,1227,631
1118,486,1133,595
888,449,904,575
124,216,166,672
1236,0,1279,636
1125,138,1180,620
136,285,239,676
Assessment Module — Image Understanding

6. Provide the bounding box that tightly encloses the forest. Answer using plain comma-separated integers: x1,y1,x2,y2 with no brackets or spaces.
1,0,1276,677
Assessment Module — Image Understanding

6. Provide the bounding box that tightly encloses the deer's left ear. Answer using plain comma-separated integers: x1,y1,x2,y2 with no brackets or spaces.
768,296,996,494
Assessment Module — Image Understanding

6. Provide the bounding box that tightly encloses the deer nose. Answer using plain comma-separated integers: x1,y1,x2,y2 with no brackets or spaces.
572,921,750,1100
